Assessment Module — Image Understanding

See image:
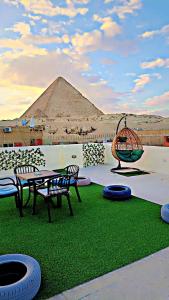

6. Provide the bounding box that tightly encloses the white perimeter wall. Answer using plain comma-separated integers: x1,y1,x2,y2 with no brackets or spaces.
104,143,169,175
0,143,169,176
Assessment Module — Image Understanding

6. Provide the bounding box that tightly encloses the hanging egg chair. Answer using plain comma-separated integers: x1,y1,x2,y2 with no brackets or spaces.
111,115,144,169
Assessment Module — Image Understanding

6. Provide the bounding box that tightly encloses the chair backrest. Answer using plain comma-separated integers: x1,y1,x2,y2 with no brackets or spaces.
14,165,39,175
14,165,39,186
45,175,71,195
65,165,79,179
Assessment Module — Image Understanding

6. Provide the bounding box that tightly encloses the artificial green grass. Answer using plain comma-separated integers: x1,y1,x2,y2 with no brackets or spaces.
0,184,169,299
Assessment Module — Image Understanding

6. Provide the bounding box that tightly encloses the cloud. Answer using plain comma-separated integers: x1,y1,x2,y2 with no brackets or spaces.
73,0,89,3
141,58,169,69
153,73,162,79
0,50,124,117
0,39,47,58
40,19,74,35
131,74,151,93
145,91,169,107
71,29,137,55
0,19,71,60
109,0,142,19
140,24,169,39
0,83,44,119
104,0,114,3
140,31,157,39
4,0,88,17
93,15,121,37
3,0,19,6
6,22,31,36
23,13,42,21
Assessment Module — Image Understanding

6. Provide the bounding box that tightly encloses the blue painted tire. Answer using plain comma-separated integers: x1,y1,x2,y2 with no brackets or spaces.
161,204,169,223
103,185,131,200
0,254,41,300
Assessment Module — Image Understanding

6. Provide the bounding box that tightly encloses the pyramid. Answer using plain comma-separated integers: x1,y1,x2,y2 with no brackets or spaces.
21,77,103,119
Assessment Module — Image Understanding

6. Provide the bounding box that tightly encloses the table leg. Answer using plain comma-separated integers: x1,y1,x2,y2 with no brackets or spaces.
32,182,37,215
56,195,62,208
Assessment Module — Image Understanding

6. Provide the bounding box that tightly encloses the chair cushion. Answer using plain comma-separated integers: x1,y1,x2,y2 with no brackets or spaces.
61,178,76,186
20,179,29,186
38,187,68,198
52,178,76,186
0,186,18,196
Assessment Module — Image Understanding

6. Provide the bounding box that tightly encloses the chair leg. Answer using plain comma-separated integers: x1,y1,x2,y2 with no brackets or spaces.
23,186,31,208
47,199,52,223
32,188,37,215
16,193,23,217
20,186,23,208
75,185,81,202
67,193,73,216
15,194,19,208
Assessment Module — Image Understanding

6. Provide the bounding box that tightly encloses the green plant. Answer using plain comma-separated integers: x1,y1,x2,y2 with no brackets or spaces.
0,148,45,170
82,143,105,167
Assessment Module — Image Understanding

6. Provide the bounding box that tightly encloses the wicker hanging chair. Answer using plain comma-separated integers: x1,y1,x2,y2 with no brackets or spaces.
111,114,144,170
112,127,144,163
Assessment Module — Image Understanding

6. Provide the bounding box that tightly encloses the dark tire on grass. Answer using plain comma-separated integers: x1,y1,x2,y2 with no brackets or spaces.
0,254,41,300
103,185,131,200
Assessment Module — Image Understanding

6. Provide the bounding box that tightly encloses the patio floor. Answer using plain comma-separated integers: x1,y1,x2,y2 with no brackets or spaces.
50,164,169,300
80,164,169,205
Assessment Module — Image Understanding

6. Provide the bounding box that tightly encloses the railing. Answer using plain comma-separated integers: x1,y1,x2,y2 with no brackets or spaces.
44,132,115,144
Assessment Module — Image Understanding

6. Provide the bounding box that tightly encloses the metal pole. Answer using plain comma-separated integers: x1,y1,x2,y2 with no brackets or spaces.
111,114,127,171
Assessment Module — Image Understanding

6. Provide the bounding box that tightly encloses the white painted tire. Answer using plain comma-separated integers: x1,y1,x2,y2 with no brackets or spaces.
0,254,41,300
77,177,91,186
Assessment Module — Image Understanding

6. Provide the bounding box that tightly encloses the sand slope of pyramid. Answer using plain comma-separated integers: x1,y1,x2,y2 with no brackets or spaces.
21,77,103,119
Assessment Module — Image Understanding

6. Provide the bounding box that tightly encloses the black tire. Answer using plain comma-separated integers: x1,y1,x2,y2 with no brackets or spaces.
103,185,131,200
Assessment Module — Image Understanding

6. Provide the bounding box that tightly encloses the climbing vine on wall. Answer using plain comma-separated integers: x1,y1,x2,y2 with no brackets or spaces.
0,148,46,171
82,143,105,167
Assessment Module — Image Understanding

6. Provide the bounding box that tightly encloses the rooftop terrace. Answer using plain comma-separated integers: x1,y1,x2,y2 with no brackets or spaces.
1,143,169,299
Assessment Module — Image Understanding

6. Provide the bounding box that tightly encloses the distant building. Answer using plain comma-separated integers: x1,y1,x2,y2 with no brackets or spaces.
0,127,43,147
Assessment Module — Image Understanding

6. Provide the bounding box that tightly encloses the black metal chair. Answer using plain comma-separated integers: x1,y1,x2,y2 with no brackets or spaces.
0,177,23,217
63,165,82,202
34,175,73,223
14,165,40,207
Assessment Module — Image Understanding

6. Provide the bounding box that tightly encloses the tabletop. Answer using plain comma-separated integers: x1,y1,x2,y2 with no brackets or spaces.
17,170,59,181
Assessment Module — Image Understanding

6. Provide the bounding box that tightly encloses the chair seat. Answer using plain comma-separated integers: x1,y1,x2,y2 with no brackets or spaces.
52,178,76,185
0,186,18,196
37,187,68,198
20,179,29,186
21,179,43,186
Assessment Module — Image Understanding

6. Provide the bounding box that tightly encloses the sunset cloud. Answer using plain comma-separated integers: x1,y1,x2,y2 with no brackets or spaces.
0,50,123,116
93,15,121,37
4,0,88,17
7,22,31,36
140,24,169,39
0,83,44,119
131,74,151,93
145,91,169,107
141,58,169,69
1,0,169,118
109,0,142,19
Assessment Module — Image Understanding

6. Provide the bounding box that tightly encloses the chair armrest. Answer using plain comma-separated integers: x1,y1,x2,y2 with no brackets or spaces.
34,176,60,190
0,177,16,186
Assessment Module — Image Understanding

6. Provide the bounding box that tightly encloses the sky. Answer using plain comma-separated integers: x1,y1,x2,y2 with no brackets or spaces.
0,0,169,119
